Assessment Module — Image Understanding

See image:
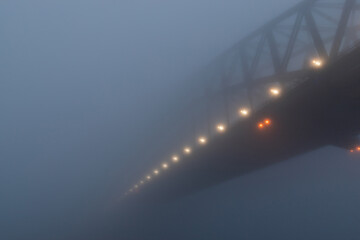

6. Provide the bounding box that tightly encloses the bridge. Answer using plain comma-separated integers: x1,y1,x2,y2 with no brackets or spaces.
121,0,360,207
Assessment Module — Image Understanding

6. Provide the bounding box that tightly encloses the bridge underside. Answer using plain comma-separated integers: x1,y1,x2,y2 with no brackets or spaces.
124,44,360,208
119,0,360,211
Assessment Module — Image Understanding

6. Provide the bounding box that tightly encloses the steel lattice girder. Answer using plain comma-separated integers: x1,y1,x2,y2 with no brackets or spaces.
204,0,360,94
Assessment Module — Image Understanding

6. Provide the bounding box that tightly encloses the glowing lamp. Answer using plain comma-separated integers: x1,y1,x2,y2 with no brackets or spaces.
198,137,207,145
216,124,226,133
183,147,192,154
311,58,323,68
264,119,271,125
172,155,179,163
269,87,281,97
239,108,250,117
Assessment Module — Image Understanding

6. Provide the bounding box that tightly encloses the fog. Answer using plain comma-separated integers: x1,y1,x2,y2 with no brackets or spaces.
2,0,360,239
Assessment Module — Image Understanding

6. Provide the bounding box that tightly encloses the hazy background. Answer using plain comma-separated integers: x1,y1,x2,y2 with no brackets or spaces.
1,0,360,239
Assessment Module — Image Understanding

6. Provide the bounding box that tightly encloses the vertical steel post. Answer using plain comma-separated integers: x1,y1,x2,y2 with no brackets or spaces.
221,76,230,125
305,9,328,59
330,0,356,58
267,30,281,73
281,12,304,71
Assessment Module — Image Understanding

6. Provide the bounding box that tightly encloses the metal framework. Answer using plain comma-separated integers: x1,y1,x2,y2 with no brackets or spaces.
152,0,360,168
190,0,360,135
125,0,360,198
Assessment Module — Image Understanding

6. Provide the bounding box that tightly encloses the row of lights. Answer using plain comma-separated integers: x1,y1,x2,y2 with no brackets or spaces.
350,147,360,153
125,58,324,196
125,90,275,195
258,118,272,129
126,135,214,194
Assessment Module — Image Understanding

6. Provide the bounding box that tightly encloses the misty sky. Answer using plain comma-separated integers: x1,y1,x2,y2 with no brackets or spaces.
2,0,360,239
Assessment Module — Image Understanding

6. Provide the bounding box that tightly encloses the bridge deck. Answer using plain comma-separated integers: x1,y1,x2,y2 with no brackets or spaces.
123,44,360,208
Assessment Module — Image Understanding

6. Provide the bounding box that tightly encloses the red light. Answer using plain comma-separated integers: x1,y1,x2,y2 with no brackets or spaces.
258,118,272,130
264,119,271,125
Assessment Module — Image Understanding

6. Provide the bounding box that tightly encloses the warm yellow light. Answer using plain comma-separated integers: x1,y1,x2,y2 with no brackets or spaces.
357,146,360,151
153,169,159,175
311,58,323,68
269,87,281,96
183,147,192,154
258,122,264,129
146,175,151,180
198,136,207,145
216,124,226,133
162,163,168,169
239,108,250,117
172,155,179,163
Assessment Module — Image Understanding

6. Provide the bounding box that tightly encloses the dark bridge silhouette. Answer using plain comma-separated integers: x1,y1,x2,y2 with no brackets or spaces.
122,0,360,206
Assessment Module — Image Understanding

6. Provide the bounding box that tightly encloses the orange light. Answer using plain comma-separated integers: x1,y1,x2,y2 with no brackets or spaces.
198,137,207,145
350,149,354,153
311,58,323,68
357,146,360,151
264,119,271,125
183,147,192,154
258,123,264,129
269,87,281,96
239,108,250,117
172,155,179,163
216,124,226,133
